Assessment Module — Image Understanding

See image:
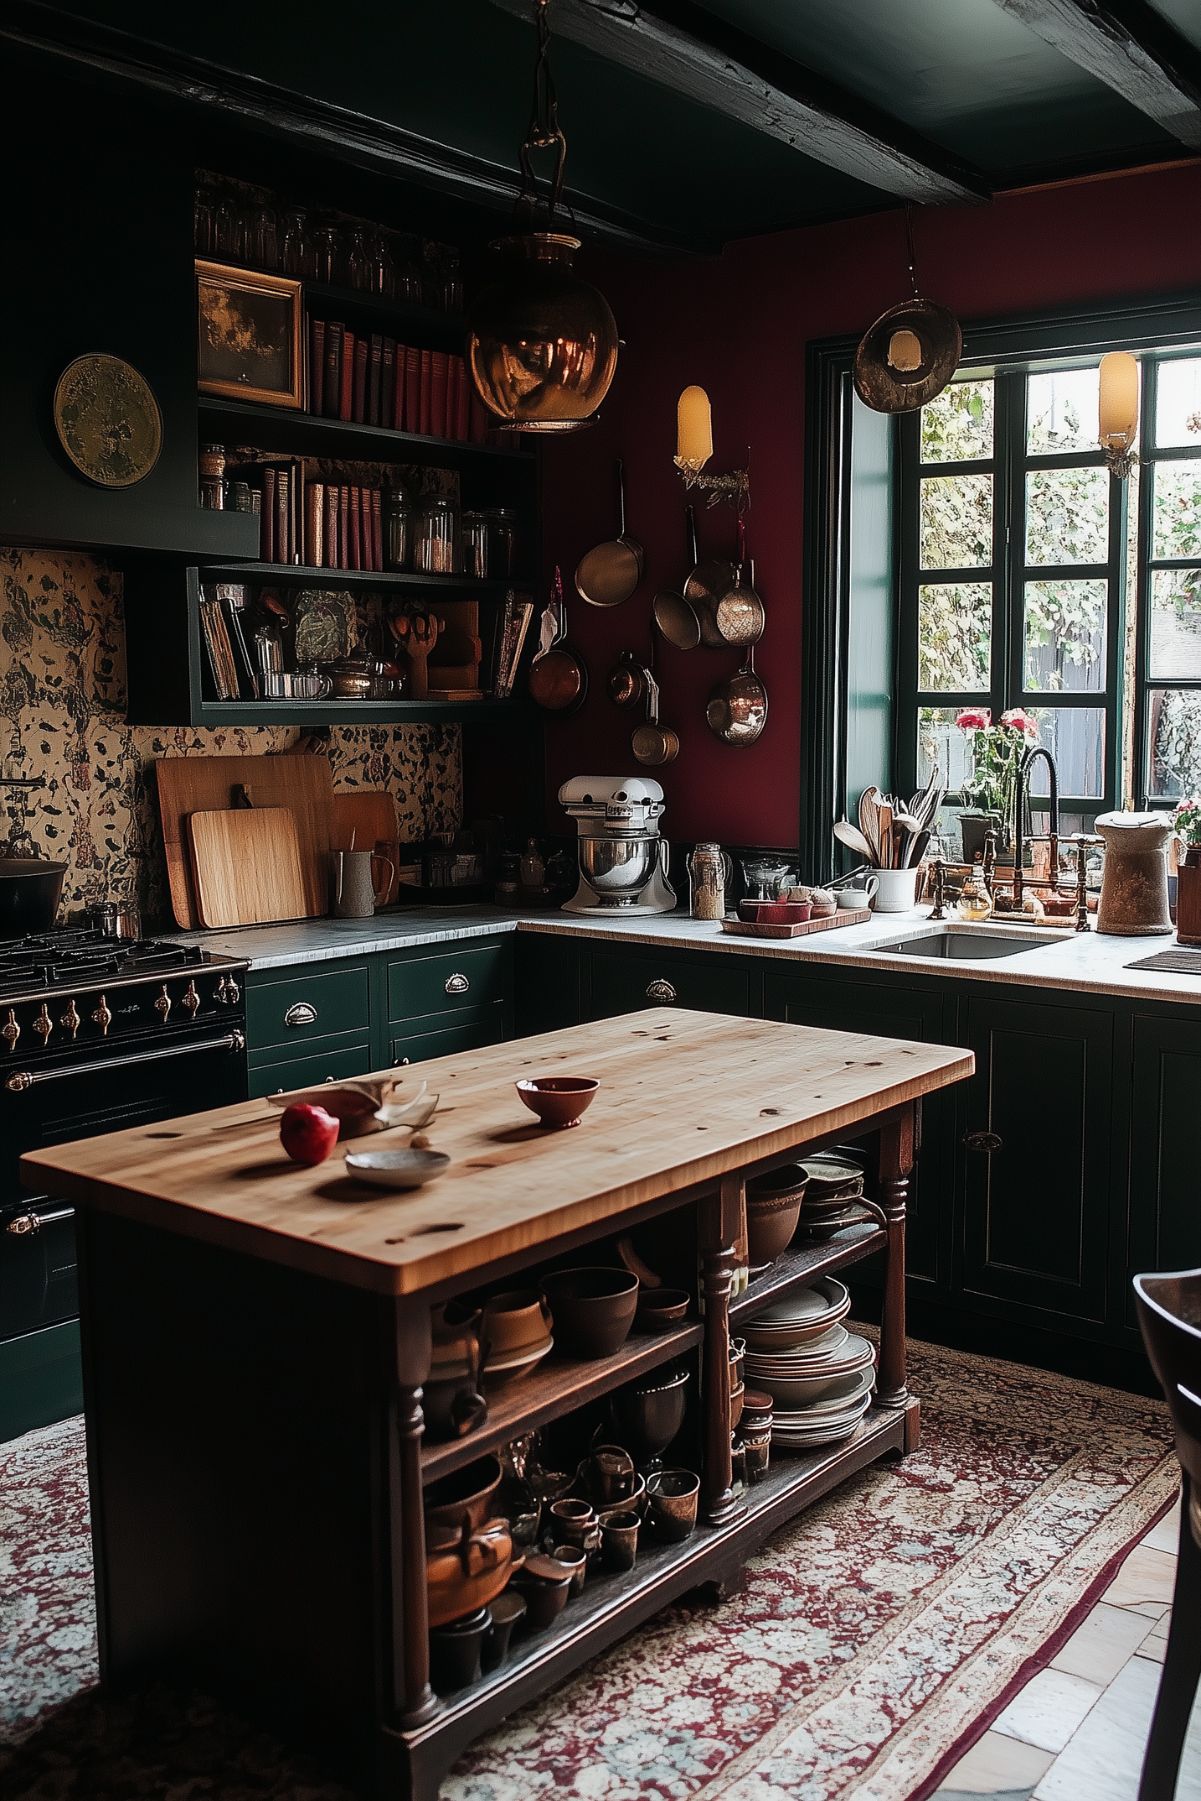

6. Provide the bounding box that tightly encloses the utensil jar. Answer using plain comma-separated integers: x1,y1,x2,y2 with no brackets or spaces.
332,848,396,918
687,843,731,920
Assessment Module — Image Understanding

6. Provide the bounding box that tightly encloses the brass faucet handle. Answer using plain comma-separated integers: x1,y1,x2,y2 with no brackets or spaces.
928,858,947,920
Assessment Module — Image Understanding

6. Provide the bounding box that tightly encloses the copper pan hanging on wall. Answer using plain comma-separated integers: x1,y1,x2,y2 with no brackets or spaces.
852,207,962,415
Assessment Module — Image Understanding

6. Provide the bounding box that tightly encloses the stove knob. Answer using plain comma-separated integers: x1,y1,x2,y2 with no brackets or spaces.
92,995,113,1035
60,1000,81,1038
216,975,241,1007
32,1004,52,1043
154,985,172,1022
5,1211,39,1237
181,979,201,1017
2,1009,19,1052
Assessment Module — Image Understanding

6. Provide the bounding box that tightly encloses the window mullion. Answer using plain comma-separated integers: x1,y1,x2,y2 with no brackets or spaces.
996,369,1024,719
1132,357,1158,805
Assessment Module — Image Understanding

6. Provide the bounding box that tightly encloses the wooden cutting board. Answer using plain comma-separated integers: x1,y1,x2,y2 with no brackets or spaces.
187,808,309,929
157,754,334,928
331,791,400,905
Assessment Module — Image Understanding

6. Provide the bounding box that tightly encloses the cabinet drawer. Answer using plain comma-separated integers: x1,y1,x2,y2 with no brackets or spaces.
587,949,751,1020
247,963,371,1054
389,1005,506,1068
386,941,509,1023
248,1040,373,1099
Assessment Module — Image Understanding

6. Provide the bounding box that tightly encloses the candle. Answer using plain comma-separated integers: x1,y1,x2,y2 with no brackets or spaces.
1099,350,1138,448
676,384,713,471
887,328,923,373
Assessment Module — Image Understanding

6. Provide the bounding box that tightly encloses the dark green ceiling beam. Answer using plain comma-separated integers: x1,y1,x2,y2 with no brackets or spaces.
989,0,1201,148
489,0,991,203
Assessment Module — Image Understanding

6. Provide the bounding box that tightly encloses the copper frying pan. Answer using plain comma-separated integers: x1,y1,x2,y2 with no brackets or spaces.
575,458,643,608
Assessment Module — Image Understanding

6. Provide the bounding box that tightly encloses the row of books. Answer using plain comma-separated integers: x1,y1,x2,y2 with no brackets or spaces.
257,460,387,570
308,318,489,441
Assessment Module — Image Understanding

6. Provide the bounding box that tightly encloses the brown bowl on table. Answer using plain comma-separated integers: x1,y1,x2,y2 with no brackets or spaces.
515,1075,600,1129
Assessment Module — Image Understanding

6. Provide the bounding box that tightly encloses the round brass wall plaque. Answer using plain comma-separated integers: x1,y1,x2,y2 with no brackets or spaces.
53,354,163,488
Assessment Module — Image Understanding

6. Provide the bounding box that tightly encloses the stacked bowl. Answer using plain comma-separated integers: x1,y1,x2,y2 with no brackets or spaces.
793,1153,868,1239
743,1279,876,1448
481,1290,555,1386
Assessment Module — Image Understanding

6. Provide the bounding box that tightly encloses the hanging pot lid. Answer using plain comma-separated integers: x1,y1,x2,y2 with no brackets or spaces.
853,297,962,414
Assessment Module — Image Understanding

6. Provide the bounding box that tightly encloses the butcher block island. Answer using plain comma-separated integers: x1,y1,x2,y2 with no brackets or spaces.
23,1009,973,1801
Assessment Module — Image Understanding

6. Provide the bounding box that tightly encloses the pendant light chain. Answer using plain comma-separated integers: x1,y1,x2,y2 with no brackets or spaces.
518,0,570,225
905,202,920,300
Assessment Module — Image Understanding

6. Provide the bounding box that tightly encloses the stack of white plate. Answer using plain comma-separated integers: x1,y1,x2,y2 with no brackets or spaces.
793,1153,869,1238
744,1279,876,1448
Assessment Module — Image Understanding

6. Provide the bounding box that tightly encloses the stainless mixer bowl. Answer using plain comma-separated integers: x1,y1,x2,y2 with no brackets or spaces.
578,835,657,894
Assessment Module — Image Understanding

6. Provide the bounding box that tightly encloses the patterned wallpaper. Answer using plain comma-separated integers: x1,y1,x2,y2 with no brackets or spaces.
0,548,462,926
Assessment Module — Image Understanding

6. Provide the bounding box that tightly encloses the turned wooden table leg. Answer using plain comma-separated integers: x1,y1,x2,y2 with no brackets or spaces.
388,1300,439,1731
876,1105,918,1448
700,1178,745,1527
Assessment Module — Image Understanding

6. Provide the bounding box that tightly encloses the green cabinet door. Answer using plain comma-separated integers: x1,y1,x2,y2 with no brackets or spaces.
764,969,953,1287
1125,1012,1201,1306
514,931,585,1037
585,946,756,1022
959,993,1115,1325
389,1006,507,1068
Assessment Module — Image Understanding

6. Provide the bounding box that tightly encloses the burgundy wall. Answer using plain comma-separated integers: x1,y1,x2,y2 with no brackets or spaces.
538,161,1201,851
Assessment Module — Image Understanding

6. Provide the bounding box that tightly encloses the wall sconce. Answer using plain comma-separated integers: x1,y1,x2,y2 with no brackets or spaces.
673,385,750,509
1098,351,1139,480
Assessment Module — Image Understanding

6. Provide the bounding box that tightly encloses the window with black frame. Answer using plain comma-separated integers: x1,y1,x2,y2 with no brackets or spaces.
895,350,1201,853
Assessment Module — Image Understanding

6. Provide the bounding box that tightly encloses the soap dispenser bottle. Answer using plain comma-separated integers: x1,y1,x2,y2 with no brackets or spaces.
955,859,994,923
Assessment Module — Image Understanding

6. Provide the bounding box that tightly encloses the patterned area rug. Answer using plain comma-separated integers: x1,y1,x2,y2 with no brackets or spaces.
0,1338,1174,1801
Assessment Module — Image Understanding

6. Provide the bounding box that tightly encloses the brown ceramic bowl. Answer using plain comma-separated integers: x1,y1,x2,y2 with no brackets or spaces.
425,1454,503,1545
745,1190,805,1265
635,1287,691,1332
645,1468,700,1544
540,1267,639,1359
515,1076,600,1129
425,1517,515,1628
482,1288,555,1357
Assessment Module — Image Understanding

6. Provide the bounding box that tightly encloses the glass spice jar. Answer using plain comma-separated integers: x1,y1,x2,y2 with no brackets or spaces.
281,209,311,277
415,496,460,575
384,489,415,571
485,508,519,579
462,510,489,579
199,443,226,510
687,843,732,921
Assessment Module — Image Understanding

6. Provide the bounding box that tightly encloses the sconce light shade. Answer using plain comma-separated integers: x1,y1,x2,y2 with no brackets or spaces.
467,232,619,433
1099,351,1139,448
676,385,713,471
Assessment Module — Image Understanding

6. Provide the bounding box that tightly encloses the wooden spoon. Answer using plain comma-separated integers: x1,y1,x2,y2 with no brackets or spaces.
834,819,874,861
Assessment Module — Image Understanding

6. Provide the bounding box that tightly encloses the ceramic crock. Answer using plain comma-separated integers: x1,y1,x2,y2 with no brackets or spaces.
1094,811,1176,936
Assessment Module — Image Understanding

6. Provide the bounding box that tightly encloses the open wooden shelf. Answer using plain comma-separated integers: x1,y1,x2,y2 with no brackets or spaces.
400,1408,907,1747
730,1219,886,1324
197,396,534,472
200,561,532,598
184,696,532,728
421,1321,703,1483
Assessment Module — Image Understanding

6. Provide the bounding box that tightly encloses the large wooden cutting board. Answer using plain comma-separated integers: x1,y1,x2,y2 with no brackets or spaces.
188,808,308,929
157,755,334,927
330,790,400,904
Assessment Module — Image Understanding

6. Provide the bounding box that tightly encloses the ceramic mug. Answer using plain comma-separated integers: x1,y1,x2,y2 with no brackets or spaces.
871,867,921,913
832,874,879,910
332,847,396,918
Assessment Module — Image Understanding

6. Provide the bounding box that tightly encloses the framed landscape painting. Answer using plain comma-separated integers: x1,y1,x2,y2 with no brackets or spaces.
196,260,303,409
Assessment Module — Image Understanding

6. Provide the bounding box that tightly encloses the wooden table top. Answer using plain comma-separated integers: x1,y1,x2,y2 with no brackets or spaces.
21,1009,974,1296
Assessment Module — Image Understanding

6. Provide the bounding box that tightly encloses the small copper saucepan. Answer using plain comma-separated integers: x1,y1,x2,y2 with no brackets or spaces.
631,666,679,766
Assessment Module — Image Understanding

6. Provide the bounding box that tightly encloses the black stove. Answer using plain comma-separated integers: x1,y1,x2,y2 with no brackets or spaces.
1,925,250,1440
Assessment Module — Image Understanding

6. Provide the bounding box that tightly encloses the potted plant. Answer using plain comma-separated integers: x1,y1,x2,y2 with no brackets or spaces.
954,707,1039,864
1173,796,1201,946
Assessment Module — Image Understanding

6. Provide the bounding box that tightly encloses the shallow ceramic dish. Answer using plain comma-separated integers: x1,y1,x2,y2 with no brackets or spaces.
766,1362,874,1415
635,1287,691,1331
343,1147,450,1189
482,1335,554,1386
742,1278,851,1349
516,1075,600,1129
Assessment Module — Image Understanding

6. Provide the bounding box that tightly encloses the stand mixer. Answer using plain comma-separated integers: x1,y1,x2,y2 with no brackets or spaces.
558,776,677,914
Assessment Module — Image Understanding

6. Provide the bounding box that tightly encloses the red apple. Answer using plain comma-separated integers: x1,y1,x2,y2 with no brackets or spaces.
279,1102,340,1167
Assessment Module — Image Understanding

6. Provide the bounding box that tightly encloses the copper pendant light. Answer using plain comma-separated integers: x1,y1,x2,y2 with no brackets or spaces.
467,0,619,433
853,208,962,415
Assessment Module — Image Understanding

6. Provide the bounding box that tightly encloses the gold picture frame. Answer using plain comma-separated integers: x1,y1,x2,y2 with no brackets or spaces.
196,260,303,409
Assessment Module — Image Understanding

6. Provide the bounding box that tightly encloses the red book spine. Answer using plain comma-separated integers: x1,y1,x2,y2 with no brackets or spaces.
324,483,338,569
324,323,342,421
348,487,361,571
454,357,470,440
361,486,372,570
368,333,383,427
393,340,406,429
339,487,350,570
382,339,395,430
309,318,325,417
430,351,449,441
353,337,368,426
276,469,290,564
371,488,383,572
418,349,433,436
305,480,323,568
261,467,276,561
403,345,420,432
339,329,355,423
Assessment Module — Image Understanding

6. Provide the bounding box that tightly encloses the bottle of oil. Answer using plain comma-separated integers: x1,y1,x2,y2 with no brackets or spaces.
955,857,994,923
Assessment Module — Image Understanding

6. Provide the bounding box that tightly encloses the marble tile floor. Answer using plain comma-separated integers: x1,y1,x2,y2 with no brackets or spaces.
931,1496,1199,1801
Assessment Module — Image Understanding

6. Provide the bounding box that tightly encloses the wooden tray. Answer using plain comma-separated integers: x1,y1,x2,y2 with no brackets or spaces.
719,908,871,940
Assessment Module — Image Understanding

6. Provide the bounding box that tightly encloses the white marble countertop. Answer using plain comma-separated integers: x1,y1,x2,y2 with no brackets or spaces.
175,905,1201,1007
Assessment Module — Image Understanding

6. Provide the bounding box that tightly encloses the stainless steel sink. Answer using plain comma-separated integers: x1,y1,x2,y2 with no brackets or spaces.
868,927,1069,961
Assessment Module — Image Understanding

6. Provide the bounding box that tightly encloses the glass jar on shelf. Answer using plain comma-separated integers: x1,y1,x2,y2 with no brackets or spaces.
415,495,461,575
212,193,238,259
462,510,489,578
369,230,396,298
193,187,215,255
485,508,519,579
252,204,281,271
281,209,312,277
343,226,370,291
384,489,415,571
393,235,424,303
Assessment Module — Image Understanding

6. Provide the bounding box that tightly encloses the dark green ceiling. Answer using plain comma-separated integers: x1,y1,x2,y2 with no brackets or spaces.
10,0,1199,250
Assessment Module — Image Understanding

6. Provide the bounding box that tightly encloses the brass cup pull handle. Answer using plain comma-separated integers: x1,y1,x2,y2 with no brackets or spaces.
963,1129,1003,1154
646,978,677,1004
284,1002,318,1028
444,973,470,997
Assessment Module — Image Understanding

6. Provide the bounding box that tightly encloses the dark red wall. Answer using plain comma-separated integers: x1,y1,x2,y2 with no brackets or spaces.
538,161,1201,850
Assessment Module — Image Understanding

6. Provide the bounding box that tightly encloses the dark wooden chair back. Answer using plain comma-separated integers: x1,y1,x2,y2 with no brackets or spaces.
1135,1268,1201,1509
